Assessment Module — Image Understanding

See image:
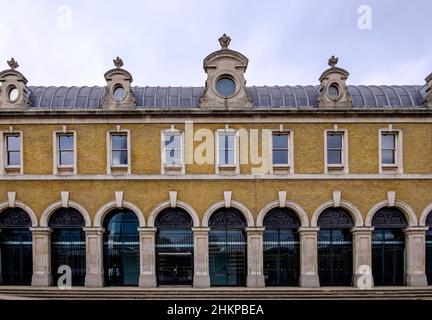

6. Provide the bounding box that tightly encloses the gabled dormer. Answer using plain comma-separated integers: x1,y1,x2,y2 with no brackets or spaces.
0,58,30,110
200,34,252,109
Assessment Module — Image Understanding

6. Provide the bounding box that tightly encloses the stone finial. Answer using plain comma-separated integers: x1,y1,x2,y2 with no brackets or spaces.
218,34,231,50
113,56,124,69
7,58,19,70
328,55,338,68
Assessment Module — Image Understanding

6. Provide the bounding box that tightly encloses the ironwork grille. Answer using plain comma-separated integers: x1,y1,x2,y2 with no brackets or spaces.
156,230,193,285
0,229,32,285
317,229,353,286
372,228,405,286
263,228,299,286
51,228,86,286
209,229,247,286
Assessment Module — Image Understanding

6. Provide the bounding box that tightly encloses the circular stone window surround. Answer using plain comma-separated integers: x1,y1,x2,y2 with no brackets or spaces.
6,84,20,103
111,84,127,102
326,80,343,102
212,71,241,99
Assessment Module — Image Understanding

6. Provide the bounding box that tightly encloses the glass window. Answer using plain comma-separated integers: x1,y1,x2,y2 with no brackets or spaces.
327,133,343,165
5,134,21,166
216,77,236,97
58,134,74,166
218,133,236,165
272,133,289,165
381,133,396,165
164,133,182,165
8,87,19,102
113,86,125,102
328,84,340,98
111,134,128,166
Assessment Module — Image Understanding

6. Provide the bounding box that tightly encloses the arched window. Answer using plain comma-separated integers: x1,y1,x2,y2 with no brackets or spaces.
0,208,33,285
49,208,85,286
263,208,300,286
103,209,139,286
317,208,354,286
425,211,432,285
155,208,194,286
372,207,407,286
209,208,247,287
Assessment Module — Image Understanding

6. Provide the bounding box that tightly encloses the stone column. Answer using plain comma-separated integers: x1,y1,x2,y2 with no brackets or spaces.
299,227,320,288
30,227,52,287
246,227,265,288
192,227,211,288
405,226,428,287
351,227,374,286
84,227,105,287
138,227,157,287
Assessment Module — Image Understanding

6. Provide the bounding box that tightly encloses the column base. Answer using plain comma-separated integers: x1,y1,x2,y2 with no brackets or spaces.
247,274,265,288
353,273,374,289
299,273,320,288
193,275,210,288
406,273,428,287
85,273,104,287
32,273,52,287
139,274,157,288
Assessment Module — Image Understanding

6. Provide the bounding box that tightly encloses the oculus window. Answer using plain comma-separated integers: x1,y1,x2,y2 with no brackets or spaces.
216,77,236,97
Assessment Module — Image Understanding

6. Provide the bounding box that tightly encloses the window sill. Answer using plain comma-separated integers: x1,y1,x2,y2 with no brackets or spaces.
272,164,291,175
4,166,21,175
56,166,75,175
381,165,400,174
217,164,238,175
327,166,347,174
164,164,183,175
110,166,129,175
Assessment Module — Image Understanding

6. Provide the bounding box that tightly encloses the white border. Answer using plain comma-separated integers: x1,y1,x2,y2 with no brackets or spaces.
53,130,77,175
324,128,349,174
378,128,403,174
0,130,24,175
106,129,131,174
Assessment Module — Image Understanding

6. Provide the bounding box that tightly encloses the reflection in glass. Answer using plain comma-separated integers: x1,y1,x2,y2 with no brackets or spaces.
216,77,236,97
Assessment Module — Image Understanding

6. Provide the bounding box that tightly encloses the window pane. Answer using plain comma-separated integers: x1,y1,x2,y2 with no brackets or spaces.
327,150,342,165
272,150,288,164
272,134,288,149
112,135,127,149
112,150,128,165
219,134,235,150
382,134,395,149
165,150,182,164
59,135,74,150
165,134,181,149
7,151,20,166
6,135,20,151
219,149,235,165
59,151,74,165
327,133,342,149
382,150,395,164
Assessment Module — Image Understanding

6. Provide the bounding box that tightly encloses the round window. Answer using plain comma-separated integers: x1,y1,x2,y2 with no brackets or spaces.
8,86,19,102
113,85,126,102
328,84,340,99
216,77,236,97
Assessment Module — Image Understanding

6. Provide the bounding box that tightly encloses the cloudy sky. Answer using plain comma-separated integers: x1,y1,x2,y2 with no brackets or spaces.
0,0,431,87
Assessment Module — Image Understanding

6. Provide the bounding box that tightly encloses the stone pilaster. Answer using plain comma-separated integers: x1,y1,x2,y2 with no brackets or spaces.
405,226,428,287
351,227,374,286
192,227,211,288
138,227,157,287
30,227,52,287
84,227,105,287
246,227,265,288
298,227,320,288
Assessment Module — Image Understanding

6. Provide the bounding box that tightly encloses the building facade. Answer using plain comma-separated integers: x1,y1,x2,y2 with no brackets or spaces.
1,35,432,289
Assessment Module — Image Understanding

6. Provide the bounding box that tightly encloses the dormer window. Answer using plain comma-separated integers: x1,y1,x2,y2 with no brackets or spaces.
328,84,340,99
216,76,236,97
7,85,19,102
113,85,126,102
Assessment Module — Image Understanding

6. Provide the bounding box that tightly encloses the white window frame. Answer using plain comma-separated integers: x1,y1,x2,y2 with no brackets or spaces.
269,129,294,175
379,128,403,174
1,130,23,175
215,129,239,175
107,129,131,174
324,129,349,174
53,130,77,175
161,128,185,175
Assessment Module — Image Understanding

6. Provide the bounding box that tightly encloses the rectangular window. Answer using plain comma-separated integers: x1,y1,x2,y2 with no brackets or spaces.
218,132,236,165
164,133,182,165
5,134,21,167
381,133,396,165
327,133,343,165
58,134,74,166
111,134,128,166
272,133,289,165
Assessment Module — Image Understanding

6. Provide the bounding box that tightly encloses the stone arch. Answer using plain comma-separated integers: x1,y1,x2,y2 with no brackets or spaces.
311,200,363,227
40,201,91,227
365,200,417,227
94,200,145,228
0,201,38,227
147,200,200,227
202,201,254,227
419,203,432,226
256,200,309,227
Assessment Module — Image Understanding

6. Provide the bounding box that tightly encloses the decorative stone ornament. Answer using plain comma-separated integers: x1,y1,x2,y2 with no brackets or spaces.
200,34,253,109
0,58,30,110
317,56,353,109
425,72,432,108
102,57,136,110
